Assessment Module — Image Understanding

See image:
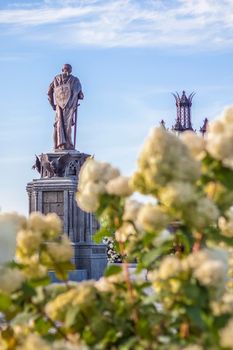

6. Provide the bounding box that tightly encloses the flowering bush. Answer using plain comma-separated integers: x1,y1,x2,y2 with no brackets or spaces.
1,107,233,349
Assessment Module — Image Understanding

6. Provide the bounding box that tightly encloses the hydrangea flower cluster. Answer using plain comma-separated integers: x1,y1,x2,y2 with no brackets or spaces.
0,107,233,349
76,158,132,212
207,106,233,169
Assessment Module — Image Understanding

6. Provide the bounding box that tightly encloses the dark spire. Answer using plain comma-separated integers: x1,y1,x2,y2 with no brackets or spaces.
172,91,195,133
200,118,208,136
160,119,166,129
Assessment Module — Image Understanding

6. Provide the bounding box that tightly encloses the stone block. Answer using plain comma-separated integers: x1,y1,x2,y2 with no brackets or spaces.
50,203,64,216
43,203,50,214
73,243,107,280
43,191,58,203
57,192,64,203
49,269,87,283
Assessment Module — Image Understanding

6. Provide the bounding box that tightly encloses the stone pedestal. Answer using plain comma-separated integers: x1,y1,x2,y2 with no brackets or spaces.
26,150,107,280
73,243,107,280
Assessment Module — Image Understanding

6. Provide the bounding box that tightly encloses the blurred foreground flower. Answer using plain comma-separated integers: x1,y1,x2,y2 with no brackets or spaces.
207,106,233,169
0,212,26,264
131,127,201,194
76,158,120,212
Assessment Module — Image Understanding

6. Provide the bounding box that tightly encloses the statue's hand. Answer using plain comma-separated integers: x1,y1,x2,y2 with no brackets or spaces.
78,91,84,100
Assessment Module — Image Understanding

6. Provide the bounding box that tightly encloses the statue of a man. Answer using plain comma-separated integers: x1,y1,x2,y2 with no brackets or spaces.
48,64,84,150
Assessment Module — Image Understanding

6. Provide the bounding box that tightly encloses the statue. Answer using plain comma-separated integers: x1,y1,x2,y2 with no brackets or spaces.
48,64,84,150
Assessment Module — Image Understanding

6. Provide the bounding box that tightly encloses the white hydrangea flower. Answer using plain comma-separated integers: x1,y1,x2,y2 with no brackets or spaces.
115,223,136,243
46,235,73,262
17,334,51,350
132,127,200,193
160,181,198,207
77,158,121,212
45,282,96,320
219,318,233,349
187,248,228,269
153,229,172,246
0,267,25,294
95,277,115,292
193,260,227,288
137,204,169,232
159,182,219,230
187,249,228,289
211,292,233,315
106,176,133,197
79,158,119,189
27,212,48,232
157,256,183,280
181,131,206,160
44,213,62,237
187,197,219,229
17,229,43,256
219,209,233,237
101,164,121,183
0,212,25,264
77,182,106,212
26,212,62,239
23,261,48,279
123,199,143,222
206,106,233,169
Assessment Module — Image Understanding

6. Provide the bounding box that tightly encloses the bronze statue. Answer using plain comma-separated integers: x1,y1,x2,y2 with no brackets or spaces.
48,64,84,150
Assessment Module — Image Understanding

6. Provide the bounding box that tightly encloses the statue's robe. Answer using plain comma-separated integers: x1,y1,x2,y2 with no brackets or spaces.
48,74,83,150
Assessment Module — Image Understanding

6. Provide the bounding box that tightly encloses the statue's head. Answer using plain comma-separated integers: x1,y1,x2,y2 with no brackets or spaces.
62,63,72,75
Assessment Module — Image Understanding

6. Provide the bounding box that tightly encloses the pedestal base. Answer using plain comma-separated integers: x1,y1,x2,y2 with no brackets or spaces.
72,243,107,280
27,151,107,280
49,269,88,283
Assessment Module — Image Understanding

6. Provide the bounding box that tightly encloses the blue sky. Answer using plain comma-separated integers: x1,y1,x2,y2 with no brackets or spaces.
1,0,233,214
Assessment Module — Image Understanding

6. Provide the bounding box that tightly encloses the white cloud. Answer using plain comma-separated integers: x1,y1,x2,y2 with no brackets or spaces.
1,0,233,49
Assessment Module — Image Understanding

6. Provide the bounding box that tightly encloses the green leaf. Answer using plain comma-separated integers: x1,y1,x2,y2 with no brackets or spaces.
94,227,112,244
34,316,51,334
0,293,11,311
53,261,75,280
104,264,122,277
65,306,80,328
21,283,36,298
120,337,138,350
186,306,205,329
28,276,51,288
141,249,160,267
214,166,233,190
6,261,25,269
202,154,233,190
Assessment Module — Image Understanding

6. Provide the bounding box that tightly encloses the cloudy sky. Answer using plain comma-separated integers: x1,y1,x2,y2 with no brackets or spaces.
1,0,233,214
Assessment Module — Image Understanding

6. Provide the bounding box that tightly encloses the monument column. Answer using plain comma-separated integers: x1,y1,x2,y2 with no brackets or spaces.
63,190,69,235
68,190,74,241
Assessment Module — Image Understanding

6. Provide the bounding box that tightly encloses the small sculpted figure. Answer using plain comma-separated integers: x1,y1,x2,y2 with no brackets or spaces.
32,153,73,178
48,64,84,150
